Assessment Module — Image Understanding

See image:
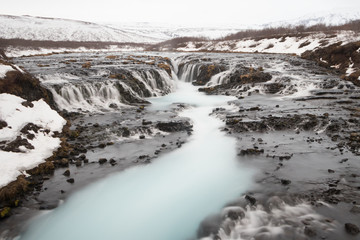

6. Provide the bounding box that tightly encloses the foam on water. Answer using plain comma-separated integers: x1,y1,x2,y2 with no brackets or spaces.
20,81,254,240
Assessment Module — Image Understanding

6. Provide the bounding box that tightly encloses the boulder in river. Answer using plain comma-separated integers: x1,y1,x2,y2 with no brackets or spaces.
345,223,360,235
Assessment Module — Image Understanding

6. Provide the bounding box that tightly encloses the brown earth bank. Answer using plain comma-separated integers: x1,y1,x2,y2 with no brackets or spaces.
302,41,360,86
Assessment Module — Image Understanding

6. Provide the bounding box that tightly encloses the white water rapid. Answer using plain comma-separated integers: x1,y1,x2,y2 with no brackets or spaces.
19,72,254,240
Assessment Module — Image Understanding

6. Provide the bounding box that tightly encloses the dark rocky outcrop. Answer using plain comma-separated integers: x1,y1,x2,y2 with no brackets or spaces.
227,114,323,133
199,66,272,95
228,67,272,85
193,64,226,86
156,121,192,133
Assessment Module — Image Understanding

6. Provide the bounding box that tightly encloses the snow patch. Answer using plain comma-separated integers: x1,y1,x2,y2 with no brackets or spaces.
0,93,66,188
346,57,356,76
320,58,328,64
0,64,14,78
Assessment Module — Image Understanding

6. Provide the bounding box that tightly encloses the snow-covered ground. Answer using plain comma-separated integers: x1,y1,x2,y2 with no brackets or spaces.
0,64,14,78
0,94,66,188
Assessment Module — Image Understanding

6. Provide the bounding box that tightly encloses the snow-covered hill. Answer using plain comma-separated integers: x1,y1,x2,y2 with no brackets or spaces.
0,15,162,43
160,31,360,56
263,11,360,28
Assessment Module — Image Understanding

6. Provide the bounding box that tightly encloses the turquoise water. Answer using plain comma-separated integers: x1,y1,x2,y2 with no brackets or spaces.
20,81,253,240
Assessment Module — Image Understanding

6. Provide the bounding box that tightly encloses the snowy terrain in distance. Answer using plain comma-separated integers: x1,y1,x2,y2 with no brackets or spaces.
0,10,359,43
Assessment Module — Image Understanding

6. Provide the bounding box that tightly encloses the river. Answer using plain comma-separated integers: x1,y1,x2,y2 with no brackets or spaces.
19,76,254,240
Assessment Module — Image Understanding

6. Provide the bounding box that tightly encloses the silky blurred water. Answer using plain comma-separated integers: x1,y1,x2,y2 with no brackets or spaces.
20,81,253,240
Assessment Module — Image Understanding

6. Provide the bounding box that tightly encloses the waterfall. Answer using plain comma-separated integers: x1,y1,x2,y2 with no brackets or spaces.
43,68,175,112
48,81,125,112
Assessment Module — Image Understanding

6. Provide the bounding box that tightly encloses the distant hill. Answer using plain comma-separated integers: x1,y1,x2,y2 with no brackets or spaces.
0,15,162,43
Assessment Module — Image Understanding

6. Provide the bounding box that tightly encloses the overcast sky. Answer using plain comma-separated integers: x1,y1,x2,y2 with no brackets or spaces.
1,0,359,26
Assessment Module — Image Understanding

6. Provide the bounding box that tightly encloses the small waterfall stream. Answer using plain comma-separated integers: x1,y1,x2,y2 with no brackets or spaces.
19,60,254,240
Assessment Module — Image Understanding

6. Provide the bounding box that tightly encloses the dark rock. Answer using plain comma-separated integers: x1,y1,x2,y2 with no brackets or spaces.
139,135,145,139
98,143,106,148
227,209,245,220
63,170,70,176
245,195,256,205
339,158,348,163
281,179,291,185
121,127,130,137
304,226,317,237
156,121,192,132
75,160,82,167
239,148,264,156
93,123,100,128
264,83,285,94
21,101,34,108
142,120,152,125
350,205,360,214
60,158,69,167
66,178,75,184
98,158,107,164
278,154,293,161
109,159,116,166
328,169,335,173
345,223,360,235
26,133,35,140
0,207,11,219
0,120,8,129
248,107,261,111
109,103,118,109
